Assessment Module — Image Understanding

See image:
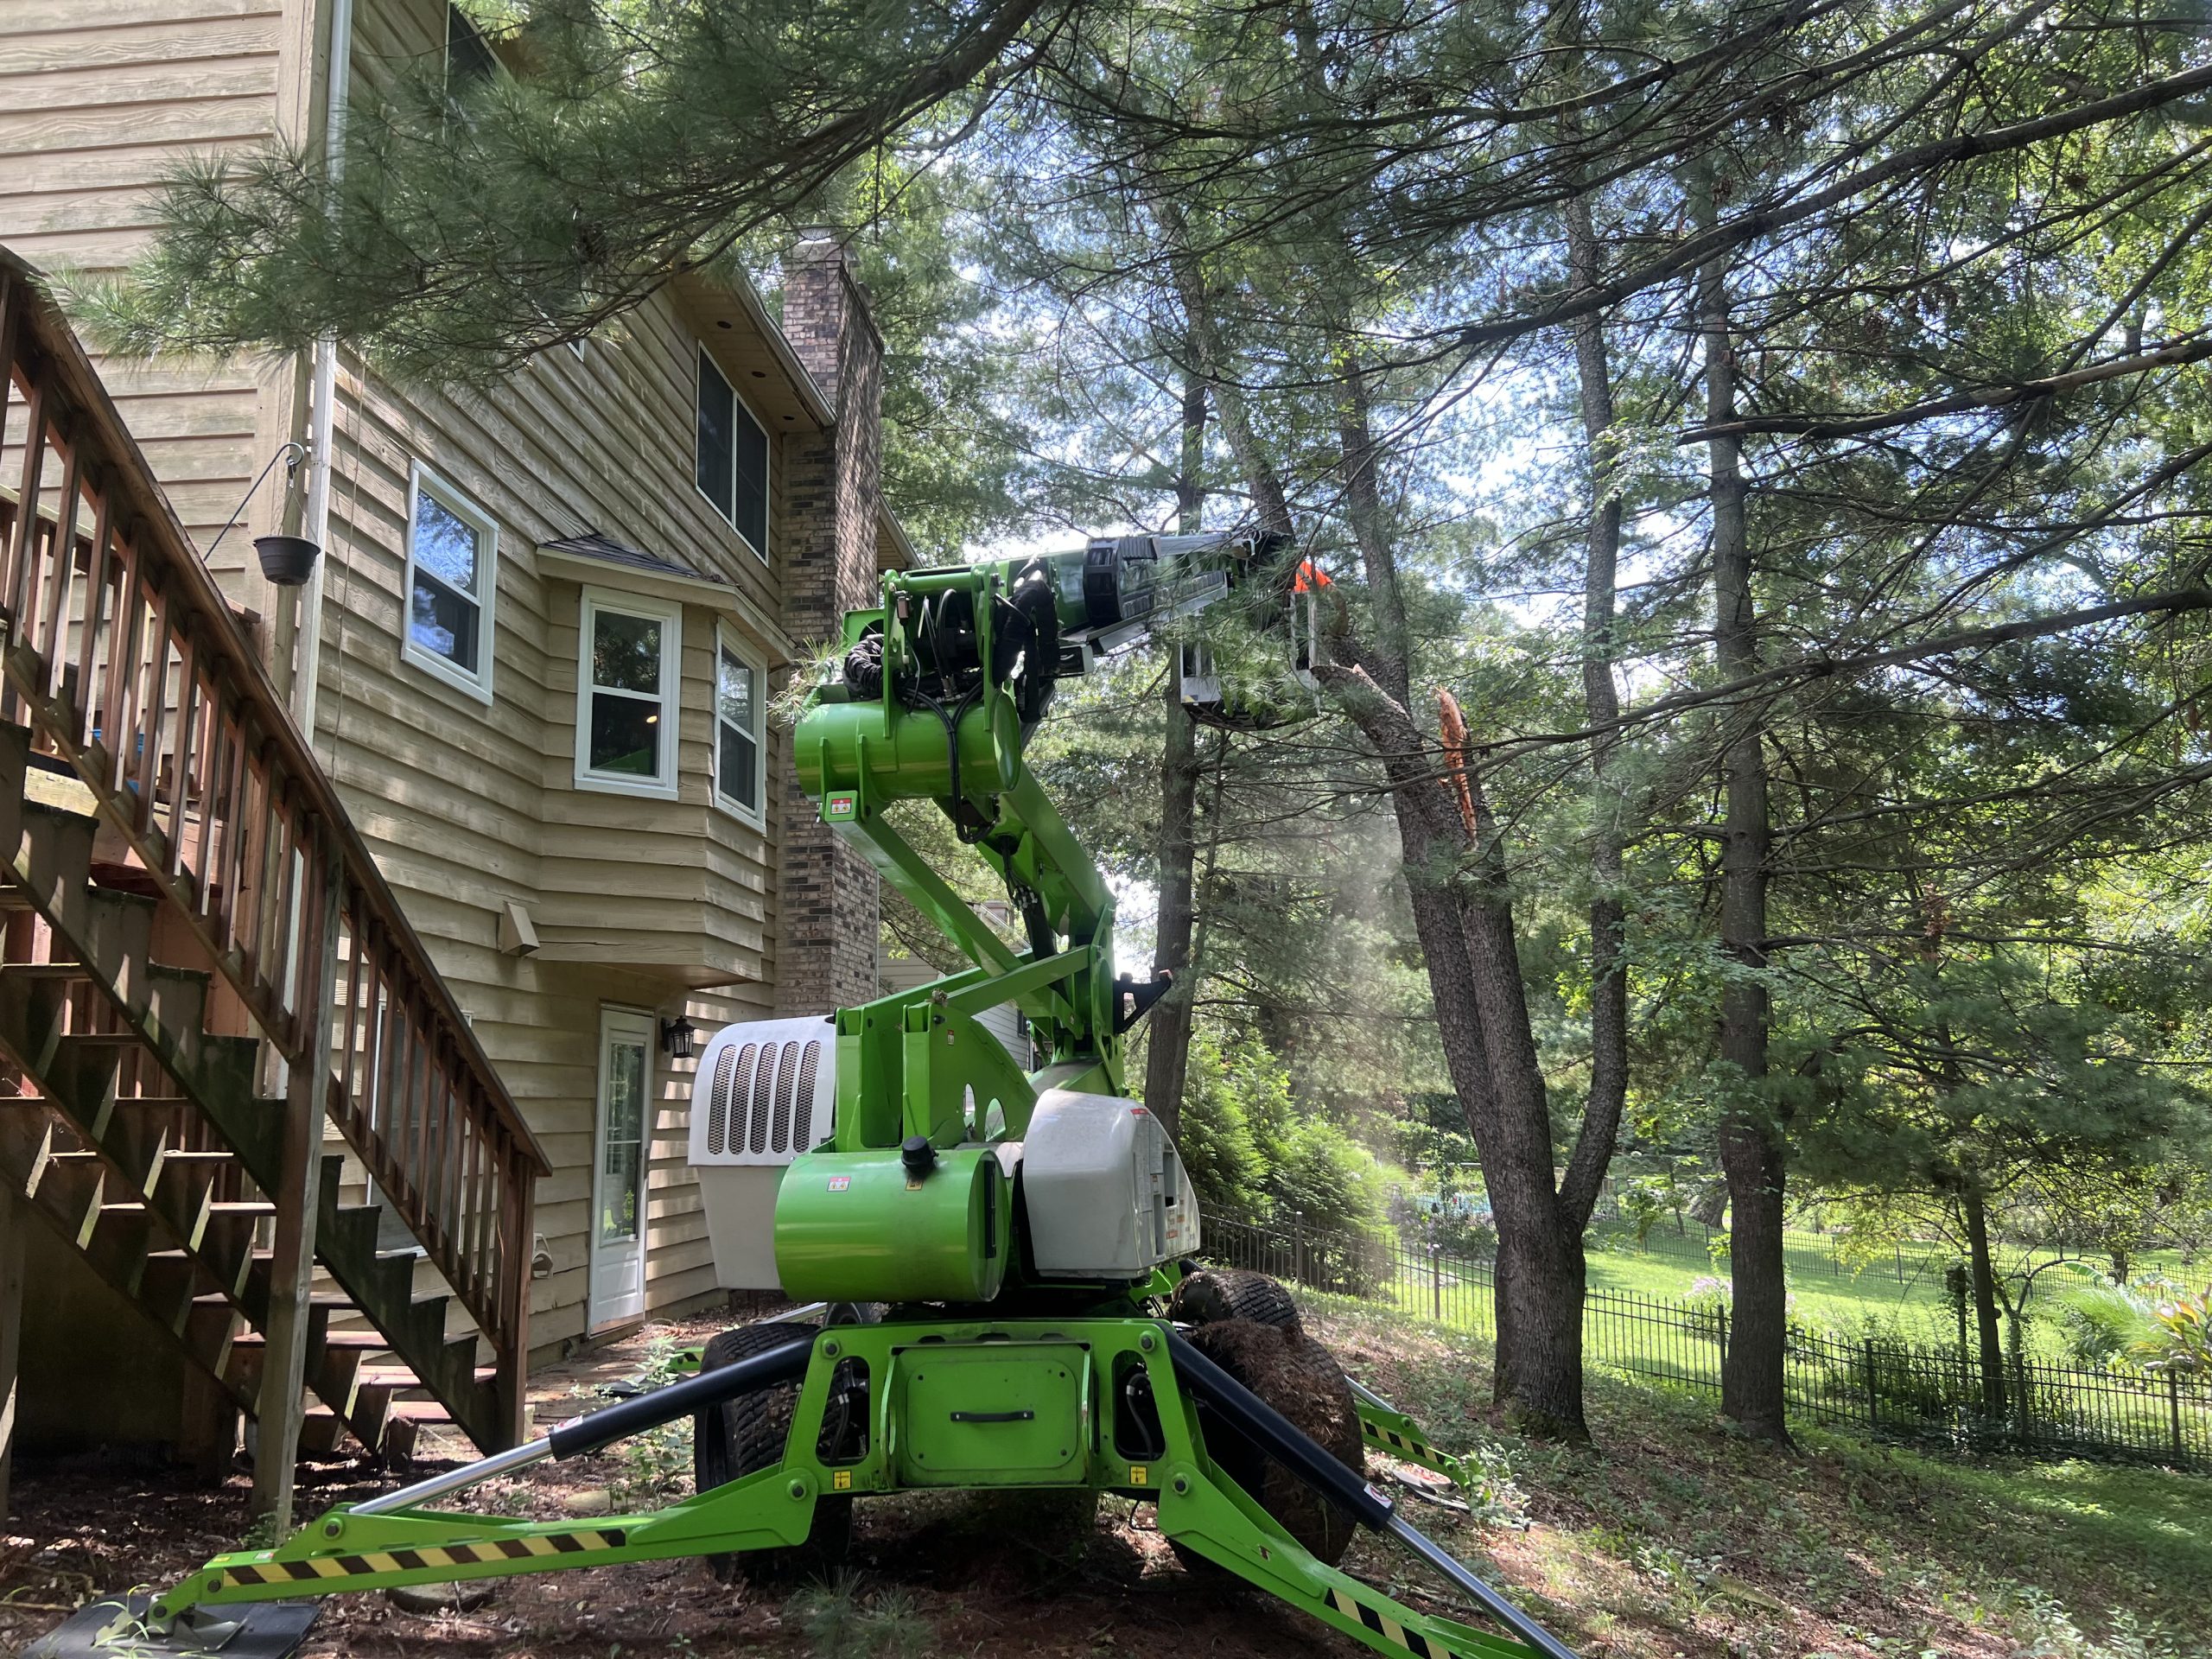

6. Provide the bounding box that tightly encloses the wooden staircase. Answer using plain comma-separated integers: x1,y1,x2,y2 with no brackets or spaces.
0,249,547,1509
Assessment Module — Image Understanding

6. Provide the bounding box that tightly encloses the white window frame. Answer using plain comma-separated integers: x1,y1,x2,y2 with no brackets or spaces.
693,345,772,566
574,588,683,800
711,621,768,827
401,461,497,704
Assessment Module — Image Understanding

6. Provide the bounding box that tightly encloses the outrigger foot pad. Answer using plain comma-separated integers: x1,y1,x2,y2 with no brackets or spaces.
27,1594,320,1659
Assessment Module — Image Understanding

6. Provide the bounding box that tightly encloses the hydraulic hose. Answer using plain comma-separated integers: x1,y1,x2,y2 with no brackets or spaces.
547,1324,816,1460
1165,1327,1580,1659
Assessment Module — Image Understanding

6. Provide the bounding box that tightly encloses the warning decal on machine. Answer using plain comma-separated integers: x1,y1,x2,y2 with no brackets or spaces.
217,1530,629,1586
828,1175,851,1191
1325,1586,1459,1657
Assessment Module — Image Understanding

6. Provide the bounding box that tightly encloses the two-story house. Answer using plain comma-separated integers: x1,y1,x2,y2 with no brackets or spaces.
0,0,887,1477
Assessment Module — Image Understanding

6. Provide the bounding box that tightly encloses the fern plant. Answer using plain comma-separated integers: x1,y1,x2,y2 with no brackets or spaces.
2056,1269,2212,1378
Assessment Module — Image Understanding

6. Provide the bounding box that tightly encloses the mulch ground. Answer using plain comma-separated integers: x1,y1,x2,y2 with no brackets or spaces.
1,1313,1372,1659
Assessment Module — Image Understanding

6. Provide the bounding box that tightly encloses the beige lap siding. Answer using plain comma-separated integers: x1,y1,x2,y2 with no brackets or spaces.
2,0,842,1362
0,0,287,563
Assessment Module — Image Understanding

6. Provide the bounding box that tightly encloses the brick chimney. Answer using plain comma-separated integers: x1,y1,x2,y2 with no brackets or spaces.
776,230,884,1014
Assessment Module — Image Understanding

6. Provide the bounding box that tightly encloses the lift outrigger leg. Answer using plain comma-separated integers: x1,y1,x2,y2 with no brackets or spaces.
31,1320,1574,1659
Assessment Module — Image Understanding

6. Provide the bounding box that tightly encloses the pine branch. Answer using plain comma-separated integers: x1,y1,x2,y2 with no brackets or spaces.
1677,334,2212,443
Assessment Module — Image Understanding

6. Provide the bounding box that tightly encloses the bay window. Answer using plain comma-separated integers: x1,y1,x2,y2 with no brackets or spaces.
713,623,766,821
575,590,681,798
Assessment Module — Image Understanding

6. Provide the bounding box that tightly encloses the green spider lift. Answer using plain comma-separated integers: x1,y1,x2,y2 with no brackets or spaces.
33,533,1576,1659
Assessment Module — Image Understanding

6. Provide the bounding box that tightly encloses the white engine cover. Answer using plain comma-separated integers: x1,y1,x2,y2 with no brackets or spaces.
687,1016,837,1291
1020,1088,1199,1278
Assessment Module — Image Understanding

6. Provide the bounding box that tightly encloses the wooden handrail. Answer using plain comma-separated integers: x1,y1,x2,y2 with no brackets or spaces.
0,249,545,1435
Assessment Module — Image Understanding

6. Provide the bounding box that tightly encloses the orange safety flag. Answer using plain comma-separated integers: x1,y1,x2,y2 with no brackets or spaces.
1292,558,1332,594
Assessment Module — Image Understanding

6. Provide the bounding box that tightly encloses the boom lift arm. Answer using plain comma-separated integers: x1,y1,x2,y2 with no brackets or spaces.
30,532,1583,1659
798,531,1275,1137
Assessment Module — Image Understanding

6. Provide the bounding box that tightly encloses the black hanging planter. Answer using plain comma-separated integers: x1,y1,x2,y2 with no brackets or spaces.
254,533,321,587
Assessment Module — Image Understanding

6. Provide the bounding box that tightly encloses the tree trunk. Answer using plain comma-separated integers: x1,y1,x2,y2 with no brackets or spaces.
1327,340,1589,1440
1700,200,1792,1446
1179,236,1593,1436
1166,242,1293,537
1556,191,1629,1230
1145,375,1209,1141
1961,1185,2009,1420
1458,761,1591,1438
1324,650,1591,1438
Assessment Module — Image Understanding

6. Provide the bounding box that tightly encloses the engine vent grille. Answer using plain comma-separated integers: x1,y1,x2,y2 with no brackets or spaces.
705,1038,822,1160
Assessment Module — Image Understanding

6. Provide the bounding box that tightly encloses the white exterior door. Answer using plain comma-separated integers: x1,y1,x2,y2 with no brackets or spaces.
588,1008,654,1330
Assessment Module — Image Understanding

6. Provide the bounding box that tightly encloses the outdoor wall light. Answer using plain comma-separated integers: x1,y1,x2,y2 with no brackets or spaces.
661,1015,698,1061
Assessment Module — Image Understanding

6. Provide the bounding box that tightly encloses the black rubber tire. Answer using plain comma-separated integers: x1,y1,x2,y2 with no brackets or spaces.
1167,1268,1301,1335
1171,1317,1365,1572
692,1321,852,1586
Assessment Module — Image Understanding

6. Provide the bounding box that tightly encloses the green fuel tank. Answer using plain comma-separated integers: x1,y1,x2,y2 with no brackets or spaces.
773,1147,1009,1304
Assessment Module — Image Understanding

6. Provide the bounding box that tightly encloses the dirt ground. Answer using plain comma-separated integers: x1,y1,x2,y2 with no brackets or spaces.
9,1301,2182,1659
0,1313,1394,1659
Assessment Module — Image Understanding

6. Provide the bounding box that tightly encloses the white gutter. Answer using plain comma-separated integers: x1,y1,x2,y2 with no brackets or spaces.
294,0,353,742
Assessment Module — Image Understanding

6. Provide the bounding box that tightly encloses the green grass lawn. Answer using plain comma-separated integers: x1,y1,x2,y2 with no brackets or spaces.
1579,1220,2183,1361
1306,1290,2211,1659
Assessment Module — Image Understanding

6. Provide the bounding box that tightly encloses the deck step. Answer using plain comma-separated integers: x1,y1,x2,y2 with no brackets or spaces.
2,716,508,1464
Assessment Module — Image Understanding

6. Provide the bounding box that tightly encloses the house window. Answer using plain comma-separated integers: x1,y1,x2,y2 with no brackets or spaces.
403,463,496,702
695,346,769,561
575,590,681,797
446,3,496,89
714,625,765,821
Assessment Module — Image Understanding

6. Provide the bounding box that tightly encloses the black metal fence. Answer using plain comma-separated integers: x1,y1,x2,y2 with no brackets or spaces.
1198,1209,2212,1471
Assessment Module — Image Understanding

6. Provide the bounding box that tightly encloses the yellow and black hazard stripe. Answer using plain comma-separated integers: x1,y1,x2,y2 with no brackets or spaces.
1363,1422,1440,1462
1326,1585,1462,1658
218,1530,628,1586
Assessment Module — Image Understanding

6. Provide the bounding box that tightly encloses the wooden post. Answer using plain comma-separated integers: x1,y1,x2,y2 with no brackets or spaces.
493,1145,533,1447
251,837,341,1533
178,1362,240,1486
0,1179,23,1521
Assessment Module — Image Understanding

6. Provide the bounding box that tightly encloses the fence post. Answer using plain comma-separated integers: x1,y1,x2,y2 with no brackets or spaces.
2171,1374,2184,1465
1430,1245,1441,1322
1861,1341,1881,1429
1290,1210,1305,1287
1716,1308,1728,1370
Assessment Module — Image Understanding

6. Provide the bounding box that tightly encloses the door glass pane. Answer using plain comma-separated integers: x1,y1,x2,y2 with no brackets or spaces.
696,353,735,519
589,691,659,776
592,609,661,693
600,1038,646,1244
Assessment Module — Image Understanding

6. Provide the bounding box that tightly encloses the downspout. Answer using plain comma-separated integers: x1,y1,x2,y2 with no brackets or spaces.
293,0,353,741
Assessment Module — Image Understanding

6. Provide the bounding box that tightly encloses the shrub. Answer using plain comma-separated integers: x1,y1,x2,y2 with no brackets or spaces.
1174,1029,1268,1217
2056,1272,2212,1376
1175,1026,1389,1250
1681,1275,1731,1345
